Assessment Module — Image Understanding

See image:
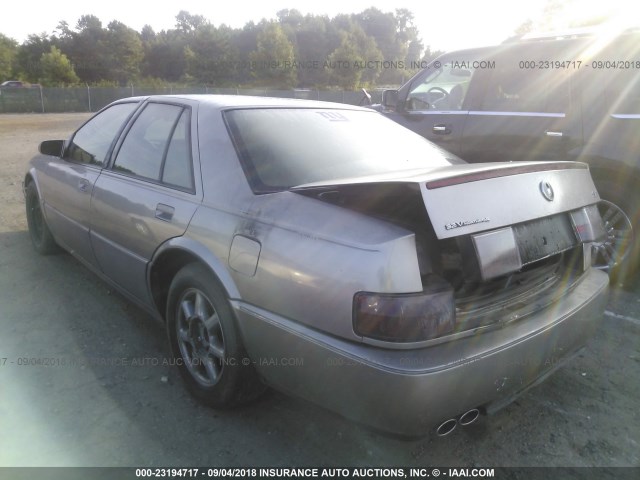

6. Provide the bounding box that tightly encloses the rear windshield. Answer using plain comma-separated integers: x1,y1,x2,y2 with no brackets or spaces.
224,108,458,193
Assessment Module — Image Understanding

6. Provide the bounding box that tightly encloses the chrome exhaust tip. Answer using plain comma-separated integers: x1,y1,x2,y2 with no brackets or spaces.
459,408,480,426
436,418,457,436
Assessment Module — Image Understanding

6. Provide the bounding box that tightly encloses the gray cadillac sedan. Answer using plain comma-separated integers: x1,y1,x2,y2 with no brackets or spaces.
24,95,609,437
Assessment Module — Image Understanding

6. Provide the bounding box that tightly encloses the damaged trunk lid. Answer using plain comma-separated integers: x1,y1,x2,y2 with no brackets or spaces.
292,161,605,323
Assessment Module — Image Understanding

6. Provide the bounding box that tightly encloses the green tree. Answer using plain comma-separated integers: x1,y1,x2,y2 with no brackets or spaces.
291,14,335,87
176,11,209,35
356,8,397,59
53,15,144,84
0,34,18,80
327,23,382,89
143,30,188,82
230,22,259,84
39,46,79,85
7,8,430,89
63,15,109,83
249,22,297,88
354,8,423,84
276,9,304,29
395,9,422,59
141,25,156,43
421,46,444,64
510,0,595,38
513,19,534,36
15,34,51,82
104,21,144,84
184,24,235,85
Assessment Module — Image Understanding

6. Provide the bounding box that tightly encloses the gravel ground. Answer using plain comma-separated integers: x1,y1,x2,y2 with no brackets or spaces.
0,113,638,468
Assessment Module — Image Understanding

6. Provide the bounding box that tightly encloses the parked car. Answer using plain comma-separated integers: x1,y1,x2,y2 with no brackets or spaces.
24,95,609,437
373,29,640,281
0,80,40,89
1,80,26,88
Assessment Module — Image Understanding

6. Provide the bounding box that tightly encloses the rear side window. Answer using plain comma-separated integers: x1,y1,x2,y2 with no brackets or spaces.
162,111,194,190
600,35,640,114
478,47,572,114
66,103,137,165
569,34,640,115
609,71,640,114
113,103,194,191
480,65,570,113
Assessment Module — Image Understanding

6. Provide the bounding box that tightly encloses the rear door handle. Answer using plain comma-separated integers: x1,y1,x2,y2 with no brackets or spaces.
546,131,563,137
155,203,175,222
433,124,452,135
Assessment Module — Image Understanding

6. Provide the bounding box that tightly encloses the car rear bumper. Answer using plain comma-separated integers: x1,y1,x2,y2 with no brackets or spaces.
233,267,609,437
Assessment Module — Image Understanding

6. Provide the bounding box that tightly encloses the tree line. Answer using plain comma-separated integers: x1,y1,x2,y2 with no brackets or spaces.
0,8,444,89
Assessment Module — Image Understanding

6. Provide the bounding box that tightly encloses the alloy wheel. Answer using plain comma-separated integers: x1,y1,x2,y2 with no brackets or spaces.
176,288,226,387
592,200,634,271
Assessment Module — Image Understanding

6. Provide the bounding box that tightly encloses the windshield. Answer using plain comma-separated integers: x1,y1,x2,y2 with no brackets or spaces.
224,108,459,193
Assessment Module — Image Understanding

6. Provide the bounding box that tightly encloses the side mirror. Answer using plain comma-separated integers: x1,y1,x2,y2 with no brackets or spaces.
39,140,64,157
382,90,399,109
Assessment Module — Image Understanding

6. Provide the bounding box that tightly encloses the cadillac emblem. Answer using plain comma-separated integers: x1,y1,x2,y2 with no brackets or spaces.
539,181,555,201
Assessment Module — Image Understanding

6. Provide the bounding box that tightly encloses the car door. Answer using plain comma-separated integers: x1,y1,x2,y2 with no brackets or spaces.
89,101,201,306
579,34,640,176
460,43,582,164
36,102,139,268
387,50,488,156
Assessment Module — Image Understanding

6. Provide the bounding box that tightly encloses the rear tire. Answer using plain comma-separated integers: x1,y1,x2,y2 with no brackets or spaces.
166,263,266,408
25,182,60,255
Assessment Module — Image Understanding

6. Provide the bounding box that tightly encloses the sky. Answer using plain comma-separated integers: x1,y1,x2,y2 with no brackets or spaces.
0,0,636,52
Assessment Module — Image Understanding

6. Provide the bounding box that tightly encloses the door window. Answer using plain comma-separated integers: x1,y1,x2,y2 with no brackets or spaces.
113,103,194,191
406,60,476,111
608,70,640,115
65,102,138,165
161,110,194,190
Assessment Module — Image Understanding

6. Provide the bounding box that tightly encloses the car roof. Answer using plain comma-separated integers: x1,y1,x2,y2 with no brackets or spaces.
435,46,495,57
117,94,371,112
428,29,640,65
515,27,640,43
436,29,639,55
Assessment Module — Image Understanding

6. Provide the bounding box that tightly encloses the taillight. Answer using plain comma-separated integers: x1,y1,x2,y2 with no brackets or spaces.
570,204,606,243
353,276,455,343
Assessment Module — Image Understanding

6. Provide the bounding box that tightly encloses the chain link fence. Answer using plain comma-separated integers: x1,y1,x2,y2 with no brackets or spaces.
0,86,383,113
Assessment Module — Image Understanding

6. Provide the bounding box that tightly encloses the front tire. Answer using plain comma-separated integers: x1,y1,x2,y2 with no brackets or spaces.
25,181,60,255
166,263,265,408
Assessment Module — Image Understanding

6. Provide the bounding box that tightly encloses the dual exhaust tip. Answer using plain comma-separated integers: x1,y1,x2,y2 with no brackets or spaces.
436,408,481,436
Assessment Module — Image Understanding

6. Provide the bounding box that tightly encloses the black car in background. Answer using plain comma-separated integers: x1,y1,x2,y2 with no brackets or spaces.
375,29,640,280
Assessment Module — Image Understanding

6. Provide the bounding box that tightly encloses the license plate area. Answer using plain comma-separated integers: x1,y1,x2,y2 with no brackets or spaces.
513,213,579,265
471,213,580,281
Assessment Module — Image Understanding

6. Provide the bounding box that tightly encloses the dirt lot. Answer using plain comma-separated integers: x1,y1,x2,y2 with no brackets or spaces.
0,113,639,468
